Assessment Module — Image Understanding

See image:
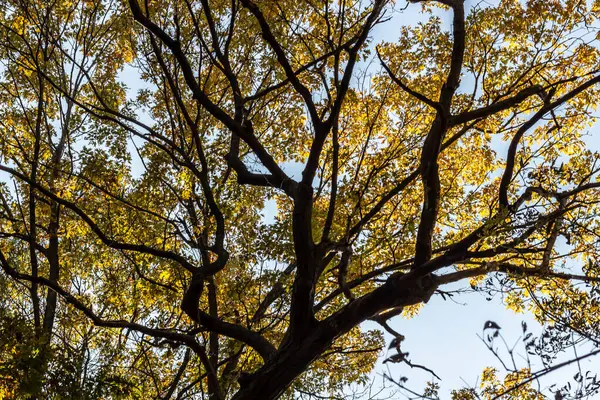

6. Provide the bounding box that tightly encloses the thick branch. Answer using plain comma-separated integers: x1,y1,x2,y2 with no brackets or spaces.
436,262,600,287
413,0,465,269
449,84,543,127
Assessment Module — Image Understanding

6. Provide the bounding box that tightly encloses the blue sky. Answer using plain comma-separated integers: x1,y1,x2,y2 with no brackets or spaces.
365,285,600,397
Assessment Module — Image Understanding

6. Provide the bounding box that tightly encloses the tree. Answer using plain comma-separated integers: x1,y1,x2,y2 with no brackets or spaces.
1,0,600,398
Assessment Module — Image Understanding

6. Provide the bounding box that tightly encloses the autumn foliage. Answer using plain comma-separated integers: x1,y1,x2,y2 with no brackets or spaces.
1,0,600,398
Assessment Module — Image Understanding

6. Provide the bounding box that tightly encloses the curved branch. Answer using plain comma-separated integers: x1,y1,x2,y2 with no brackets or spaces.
376,48,441,111
239,0,321,128
436,262,600,286
449,84,543,127
499,74,600,208
0,164,198,273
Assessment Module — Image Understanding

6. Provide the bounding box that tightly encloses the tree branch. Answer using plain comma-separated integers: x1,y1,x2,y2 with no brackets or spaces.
376,48,441,111
499,74,600,208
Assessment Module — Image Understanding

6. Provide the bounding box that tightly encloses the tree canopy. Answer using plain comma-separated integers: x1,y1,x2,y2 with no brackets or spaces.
2,0,600,398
